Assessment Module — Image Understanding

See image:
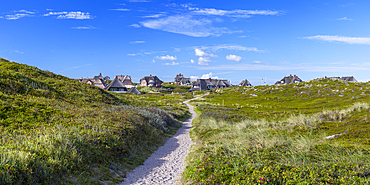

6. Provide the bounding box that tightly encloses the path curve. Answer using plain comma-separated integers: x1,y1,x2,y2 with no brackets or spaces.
119,94,207,185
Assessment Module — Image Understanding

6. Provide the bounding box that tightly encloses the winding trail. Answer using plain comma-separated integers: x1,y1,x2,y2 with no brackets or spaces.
119,94,207,185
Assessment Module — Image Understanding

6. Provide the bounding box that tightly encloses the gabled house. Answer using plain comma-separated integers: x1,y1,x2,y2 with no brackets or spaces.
239,79,252,86
275,75,302,85
127,87,142,95
191,78,232,91
105,77,127,92
116,75,133,85
325,76,357,82
77,73,110,89
174,73,191,85
140,75,163,87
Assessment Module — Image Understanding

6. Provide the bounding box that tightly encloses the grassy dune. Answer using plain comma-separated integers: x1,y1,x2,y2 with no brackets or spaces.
184,79,370,184
0,58,191,184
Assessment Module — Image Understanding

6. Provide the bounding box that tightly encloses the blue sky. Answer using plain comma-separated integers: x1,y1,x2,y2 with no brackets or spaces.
1,0,370,85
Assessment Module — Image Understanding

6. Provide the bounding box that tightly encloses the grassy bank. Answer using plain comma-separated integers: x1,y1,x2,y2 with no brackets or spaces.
0,58,191,184
184,79,370,184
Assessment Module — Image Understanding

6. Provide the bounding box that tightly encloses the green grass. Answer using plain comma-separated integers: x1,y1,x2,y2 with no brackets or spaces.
184,80,370,184
0,58,192,184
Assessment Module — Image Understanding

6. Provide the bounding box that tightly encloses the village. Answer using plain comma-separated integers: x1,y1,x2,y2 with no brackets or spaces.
74,73,358,95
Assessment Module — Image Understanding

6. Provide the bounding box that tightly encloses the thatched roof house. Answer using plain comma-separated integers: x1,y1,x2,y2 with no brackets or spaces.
275,75,302,85
239,79,252,86
191,78,232,91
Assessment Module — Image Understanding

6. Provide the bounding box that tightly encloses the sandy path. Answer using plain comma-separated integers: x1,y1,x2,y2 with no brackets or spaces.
119,94,206,185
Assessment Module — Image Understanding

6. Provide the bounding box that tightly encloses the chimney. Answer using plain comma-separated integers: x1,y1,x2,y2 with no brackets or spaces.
150,74,152,76
99,73,102,76
209,78,211,80
80,77,82,79
290,74,292,77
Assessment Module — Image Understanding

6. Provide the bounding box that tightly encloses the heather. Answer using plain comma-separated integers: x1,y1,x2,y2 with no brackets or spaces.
0,58,191,184
184,79,370,184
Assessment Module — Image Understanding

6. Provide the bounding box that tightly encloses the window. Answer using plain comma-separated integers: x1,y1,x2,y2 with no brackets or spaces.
95,83,102,86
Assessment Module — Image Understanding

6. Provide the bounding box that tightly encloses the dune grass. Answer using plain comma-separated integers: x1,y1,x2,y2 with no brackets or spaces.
0,58,191,184
184,80,370,184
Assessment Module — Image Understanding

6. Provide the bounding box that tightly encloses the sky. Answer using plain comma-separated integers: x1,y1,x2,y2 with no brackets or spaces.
1,0,370,85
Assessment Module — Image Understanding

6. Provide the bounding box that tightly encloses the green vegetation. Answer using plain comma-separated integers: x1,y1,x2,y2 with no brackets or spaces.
0,58,191,184
184,79,370,184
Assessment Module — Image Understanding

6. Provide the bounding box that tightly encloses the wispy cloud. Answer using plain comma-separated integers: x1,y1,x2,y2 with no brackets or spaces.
44,11,92,19
71,25,97,29
189,8,280,18
63,63,92,71
253,61,262,64
143,14,165,18
129,24,141,28
127,53,143,56
130,41,146,44
162,61,179,65
109,9,130,11
1,50,24,54
336,17,353,21
304,35,370,45
226,54,242,62
199,44,264,52
4,10,35,20
140,15,239,37
190,59,195,63
156,55,177,60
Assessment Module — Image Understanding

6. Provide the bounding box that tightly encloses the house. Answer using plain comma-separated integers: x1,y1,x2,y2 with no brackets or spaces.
116,75,133,85
325,76,357,82
239,79,252,86
191,78,232,91
174,73,191,85
93,73,110,81
76,73,110,89
127,87,142,95
105,76,127,92
275,75,302,85
140,75,163,87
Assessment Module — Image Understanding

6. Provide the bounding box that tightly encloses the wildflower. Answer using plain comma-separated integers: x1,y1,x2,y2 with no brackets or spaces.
227,163,229,165
123,175,125,178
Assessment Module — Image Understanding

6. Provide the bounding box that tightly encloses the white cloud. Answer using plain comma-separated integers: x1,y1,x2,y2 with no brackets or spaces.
190,76,198,81
200,44,263,52
191,59,195,63
189,7,280,18
140,15,238,37
226,54,242,62
156,55,177,60
129,24,141,28
143,14,165,18
109,9,130,11
195,49,217,57
127,53,142,56
201,72,218,79
198,57,211,65
152,59,155,63
45,11,92,19
163,61,179,65
17,10,35,14
130,41,146,44
253,61,262,64
5,10,35,20
71,25,97,29
336,17,353,21
304,35,370,45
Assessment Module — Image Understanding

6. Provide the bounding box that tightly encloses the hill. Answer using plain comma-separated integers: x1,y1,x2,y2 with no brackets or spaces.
0,58,190,184
185,79,370,184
